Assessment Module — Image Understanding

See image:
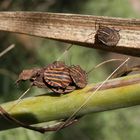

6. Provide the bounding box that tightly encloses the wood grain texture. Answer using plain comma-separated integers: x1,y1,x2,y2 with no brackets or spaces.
0,12,140,56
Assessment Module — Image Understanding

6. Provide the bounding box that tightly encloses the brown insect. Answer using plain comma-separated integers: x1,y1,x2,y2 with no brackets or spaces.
96,25,120,46
43,62,87,93
43,61,76,94
69,65,87,88
44,61,71,88
17,68,47,88
17,61,87,94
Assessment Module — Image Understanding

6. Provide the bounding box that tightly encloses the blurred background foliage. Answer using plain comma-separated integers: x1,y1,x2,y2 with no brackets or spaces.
0,0,140,139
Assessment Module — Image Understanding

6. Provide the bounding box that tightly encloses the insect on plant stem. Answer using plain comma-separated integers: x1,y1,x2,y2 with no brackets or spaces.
9,51,74,112
8,24,96,106
56,57,130,131
0,23,122,132
9,45,74,112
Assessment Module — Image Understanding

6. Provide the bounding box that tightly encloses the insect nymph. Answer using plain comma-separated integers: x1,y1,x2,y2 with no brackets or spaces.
96,25,120,46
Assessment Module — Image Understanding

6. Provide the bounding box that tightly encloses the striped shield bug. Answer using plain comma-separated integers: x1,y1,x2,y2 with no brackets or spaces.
44,61,71,88
96,25,120,46
69,65,87,89
16,61,88,94
43,61,76,93
43,61,87,93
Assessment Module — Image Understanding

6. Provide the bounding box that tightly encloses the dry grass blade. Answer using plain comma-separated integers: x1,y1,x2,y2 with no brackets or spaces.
87,58,124,74
57,44,73,61
0,44,15,58
8,87,31,112
56,57,130,131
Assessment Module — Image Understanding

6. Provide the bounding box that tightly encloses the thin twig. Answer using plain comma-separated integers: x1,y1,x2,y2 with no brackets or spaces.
87,58,124,74
57,44,73,61
0,106,45,133
8,87,31,112
0,44,15,58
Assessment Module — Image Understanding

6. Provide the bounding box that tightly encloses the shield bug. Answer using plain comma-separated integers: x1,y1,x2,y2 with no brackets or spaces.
96,25,120,46
69,65,87,88
43,61,72,89
43,61,77,94
16,61,88,94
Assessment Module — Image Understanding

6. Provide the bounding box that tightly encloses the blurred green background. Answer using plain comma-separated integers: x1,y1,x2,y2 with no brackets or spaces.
0,0,140,140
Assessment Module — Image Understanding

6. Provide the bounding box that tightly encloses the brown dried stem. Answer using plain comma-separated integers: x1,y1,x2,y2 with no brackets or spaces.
0,12,139,56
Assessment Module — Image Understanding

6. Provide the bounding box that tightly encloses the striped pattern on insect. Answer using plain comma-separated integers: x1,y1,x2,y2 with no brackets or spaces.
44,61,71,88
17,61,87,94
96,25,120,46
69,65,87,88
43,61,76,93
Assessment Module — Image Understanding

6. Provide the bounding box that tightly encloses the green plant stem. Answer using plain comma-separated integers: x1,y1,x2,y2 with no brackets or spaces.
0,74,140,131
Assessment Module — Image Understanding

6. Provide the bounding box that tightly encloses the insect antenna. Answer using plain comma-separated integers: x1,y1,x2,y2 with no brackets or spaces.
56,57,130,131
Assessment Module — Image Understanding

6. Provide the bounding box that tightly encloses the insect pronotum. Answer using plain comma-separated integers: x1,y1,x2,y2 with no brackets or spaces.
43,61,76,94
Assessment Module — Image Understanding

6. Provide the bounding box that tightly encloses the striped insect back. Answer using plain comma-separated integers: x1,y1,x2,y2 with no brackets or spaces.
43,62,88,93
96,26,120,46
69,65,87,88
16,61,88,94
44,61,72,88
